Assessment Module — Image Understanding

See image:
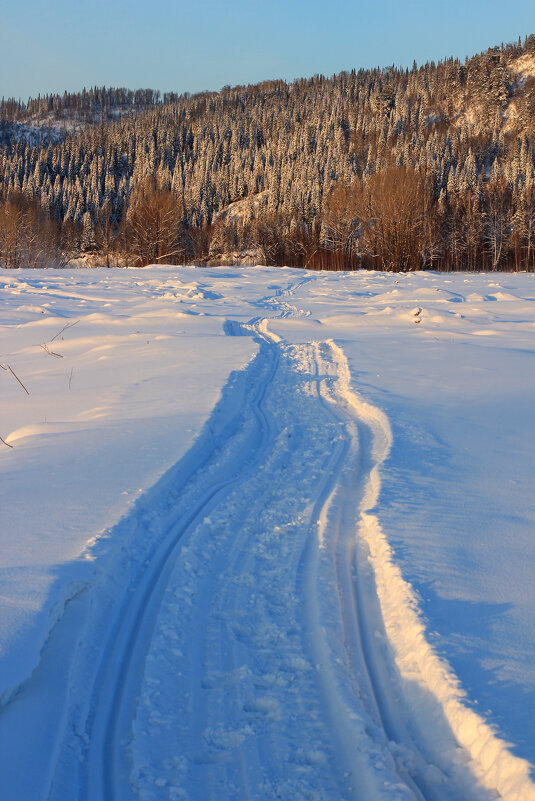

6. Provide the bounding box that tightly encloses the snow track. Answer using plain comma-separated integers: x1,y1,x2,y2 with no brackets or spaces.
2,275,534,801
46,331,280,801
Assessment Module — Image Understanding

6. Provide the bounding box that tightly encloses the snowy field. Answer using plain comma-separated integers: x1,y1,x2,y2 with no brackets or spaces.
1,266,535,801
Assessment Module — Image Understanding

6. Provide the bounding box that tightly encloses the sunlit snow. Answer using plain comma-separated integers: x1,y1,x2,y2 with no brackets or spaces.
1,266,534,800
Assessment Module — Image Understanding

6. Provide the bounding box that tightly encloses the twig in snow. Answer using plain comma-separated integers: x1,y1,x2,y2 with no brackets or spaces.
38,318,79,358
1,364,30,395
49,319,79,342
41,343,63,358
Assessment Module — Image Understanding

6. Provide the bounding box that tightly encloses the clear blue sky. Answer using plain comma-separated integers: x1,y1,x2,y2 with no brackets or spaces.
2,0,535,101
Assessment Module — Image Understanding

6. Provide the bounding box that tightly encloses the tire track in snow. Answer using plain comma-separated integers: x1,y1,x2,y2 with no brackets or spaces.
128,322,534,801
83,338,280,801
130,332,366,800
38,326,280,800
44,277,307,800
125,327,492,801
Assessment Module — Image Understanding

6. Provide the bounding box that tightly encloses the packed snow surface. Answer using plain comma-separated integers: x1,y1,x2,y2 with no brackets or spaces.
1,266,535,801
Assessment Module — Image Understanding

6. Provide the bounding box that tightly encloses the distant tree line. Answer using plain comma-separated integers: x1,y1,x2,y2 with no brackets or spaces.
1,35,535,270
0,87,163,127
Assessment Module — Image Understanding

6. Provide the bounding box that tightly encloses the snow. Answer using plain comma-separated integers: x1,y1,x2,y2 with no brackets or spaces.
1,266,535,800
511,53,535,82
213,190,270,225
0,269,256,701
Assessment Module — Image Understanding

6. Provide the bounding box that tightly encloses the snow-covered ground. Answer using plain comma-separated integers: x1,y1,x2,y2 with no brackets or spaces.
1,266,534,800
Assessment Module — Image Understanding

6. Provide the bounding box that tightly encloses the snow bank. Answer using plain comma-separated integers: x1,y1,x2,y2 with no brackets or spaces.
330,340,535,801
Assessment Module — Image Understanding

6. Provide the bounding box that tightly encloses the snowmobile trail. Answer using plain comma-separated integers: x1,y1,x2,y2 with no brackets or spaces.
1,275,534,801
48,331,281,801
127,328,497,801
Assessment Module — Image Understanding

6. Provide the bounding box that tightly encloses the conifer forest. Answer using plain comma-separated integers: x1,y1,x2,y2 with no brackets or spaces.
1,35,535,271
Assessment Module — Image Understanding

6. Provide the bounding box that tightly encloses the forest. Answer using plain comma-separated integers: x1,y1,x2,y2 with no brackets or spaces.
1,35,535,271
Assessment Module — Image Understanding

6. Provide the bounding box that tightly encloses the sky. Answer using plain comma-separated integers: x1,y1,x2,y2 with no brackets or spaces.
1,0,535,101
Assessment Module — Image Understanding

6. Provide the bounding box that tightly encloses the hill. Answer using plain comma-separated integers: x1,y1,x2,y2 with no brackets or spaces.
1,36,535,270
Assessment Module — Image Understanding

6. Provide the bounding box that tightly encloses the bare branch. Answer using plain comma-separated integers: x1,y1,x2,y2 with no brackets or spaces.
49,320,79,342
41,343,63,358
1,364,30,395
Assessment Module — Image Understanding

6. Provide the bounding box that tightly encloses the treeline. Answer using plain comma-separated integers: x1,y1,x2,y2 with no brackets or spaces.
0,87,163,124
1,35,535,270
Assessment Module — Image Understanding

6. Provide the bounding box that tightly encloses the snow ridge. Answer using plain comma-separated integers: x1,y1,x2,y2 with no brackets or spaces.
328,340,535,801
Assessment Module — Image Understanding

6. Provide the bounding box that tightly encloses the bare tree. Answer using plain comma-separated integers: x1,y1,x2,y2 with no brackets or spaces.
125,176,187,266
0,193,64,268
515,186,535,271
322,184,361,268
354,167,434,271
483,177,512,270
324,167,434,271
0,194,24,267
95,199,119,267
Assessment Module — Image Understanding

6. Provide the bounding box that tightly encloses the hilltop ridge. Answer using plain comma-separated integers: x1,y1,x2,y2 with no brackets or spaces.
1,36,535,270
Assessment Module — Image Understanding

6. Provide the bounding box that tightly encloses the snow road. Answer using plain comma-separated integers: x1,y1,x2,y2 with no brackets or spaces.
1,271,535,801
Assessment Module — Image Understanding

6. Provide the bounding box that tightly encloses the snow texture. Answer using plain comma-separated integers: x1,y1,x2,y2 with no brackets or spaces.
1,266,535,801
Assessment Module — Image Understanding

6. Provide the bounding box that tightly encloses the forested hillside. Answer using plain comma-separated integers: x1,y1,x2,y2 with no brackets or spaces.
1,35,535,270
